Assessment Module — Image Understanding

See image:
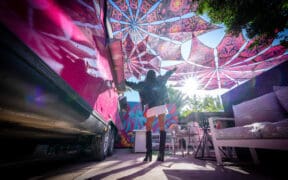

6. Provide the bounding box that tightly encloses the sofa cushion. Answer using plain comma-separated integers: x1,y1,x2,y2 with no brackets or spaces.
260,119,288,138
273,86,288,112
215,119,288,139
215,124,261,140
233,92,286,127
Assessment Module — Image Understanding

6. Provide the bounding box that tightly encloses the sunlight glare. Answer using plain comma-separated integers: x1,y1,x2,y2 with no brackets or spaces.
181,77,199,96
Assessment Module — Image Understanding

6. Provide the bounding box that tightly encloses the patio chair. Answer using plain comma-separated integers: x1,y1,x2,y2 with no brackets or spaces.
170,124,190,156
186,121,202,154
165,129,174,154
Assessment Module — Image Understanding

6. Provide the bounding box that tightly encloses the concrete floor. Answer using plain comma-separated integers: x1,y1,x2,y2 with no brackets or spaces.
26,148,286,180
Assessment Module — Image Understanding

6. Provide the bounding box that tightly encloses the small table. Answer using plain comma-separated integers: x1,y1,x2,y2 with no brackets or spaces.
133,130,146,153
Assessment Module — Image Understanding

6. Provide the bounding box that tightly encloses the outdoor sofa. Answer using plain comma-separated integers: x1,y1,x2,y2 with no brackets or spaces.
209,86,288,165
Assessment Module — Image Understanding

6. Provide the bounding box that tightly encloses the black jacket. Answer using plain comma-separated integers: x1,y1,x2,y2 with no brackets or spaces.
125,69,175,110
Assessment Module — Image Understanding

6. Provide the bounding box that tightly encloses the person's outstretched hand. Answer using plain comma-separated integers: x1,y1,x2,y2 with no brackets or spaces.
172,67,177,72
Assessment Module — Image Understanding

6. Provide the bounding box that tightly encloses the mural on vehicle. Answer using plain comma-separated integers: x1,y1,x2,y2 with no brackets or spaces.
0,0,119,124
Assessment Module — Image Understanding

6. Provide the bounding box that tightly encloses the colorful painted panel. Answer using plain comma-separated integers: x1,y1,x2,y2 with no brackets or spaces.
115,102,178,148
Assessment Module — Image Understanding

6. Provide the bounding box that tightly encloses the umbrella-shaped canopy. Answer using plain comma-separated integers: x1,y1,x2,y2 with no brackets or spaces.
107,0,288,91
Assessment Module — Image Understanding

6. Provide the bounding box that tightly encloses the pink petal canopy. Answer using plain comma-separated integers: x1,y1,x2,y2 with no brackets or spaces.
107,0,288,90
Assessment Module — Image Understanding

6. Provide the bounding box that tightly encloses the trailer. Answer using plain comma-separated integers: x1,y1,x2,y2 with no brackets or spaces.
0,0,123,165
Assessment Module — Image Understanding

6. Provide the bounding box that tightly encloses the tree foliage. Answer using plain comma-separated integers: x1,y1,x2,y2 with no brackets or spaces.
167,87,224,120
181,95,224,118
197,0,288,47
167,86,188,114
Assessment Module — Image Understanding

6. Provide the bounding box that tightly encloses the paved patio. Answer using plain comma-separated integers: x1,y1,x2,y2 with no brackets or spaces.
29,148,285,180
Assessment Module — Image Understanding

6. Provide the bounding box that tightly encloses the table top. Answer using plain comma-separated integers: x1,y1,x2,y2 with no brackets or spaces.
133,129,146,132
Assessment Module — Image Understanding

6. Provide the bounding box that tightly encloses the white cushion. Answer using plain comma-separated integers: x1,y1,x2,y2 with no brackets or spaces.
233,92,286,126
215,119,288,139
260,119,288,138
215,125,261,139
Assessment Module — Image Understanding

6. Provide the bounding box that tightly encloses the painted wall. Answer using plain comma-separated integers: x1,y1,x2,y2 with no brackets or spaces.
0,0,119,123
116,101,178,148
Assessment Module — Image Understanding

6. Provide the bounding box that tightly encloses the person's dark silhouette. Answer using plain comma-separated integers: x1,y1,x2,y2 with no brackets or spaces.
125,67,177,161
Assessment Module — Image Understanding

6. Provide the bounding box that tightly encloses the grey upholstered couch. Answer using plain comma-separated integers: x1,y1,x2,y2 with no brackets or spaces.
209,86,288,165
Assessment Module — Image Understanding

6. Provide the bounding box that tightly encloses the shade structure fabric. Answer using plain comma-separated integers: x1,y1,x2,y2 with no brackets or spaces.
107,0,288,90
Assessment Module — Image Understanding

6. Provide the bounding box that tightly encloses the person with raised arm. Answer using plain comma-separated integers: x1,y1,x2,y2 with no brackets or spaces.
125,67,177,162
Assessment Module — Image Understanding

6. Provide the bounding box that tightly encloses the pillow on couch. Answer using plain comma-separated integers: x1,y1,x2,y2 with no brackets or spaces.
273,86,288,112
233,92,286,127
